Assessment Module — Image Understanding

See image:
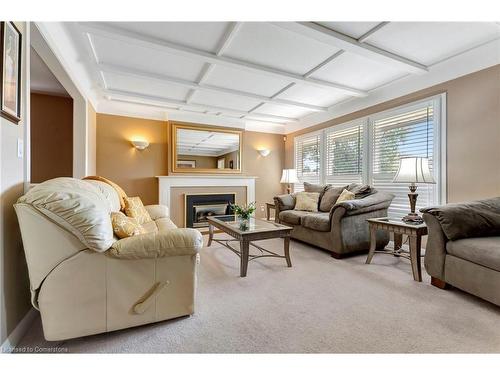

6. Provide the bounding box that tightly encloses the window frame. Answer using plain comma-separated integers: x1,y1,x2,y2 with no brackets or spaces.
293,93,447,209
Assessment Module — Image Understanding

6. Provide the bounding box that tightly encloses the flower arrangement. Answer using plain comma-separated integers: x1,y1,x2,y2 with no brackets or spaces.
230,202,256,220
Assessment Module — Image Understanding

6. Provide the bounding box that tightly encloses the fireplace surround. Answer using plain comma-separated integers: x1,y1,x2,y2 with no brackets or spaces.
156,176,257,227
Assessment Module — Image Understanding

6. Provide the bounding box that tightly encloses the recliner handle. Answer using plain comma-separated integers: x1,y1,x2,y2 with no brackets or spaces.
132,281,170,314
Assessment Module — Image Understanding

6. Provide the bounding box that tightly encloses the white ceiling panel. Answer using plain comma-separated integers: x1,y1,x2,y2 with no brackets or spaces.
91,35,206,81
317,22,381,39
47,21,500,133
368,22,500,65
255,103,311,119
203,64,291,97
103,72,191,101
108,22,231,53
310,52,407,91
192,91,262,112
276,83,351,107
223,22,341,75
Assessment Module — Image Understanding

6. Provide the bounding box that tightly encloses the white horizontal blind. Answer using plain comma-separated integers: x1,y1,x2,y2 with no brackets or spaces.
371,105,436,218
294,133,321,192
325,123,364,187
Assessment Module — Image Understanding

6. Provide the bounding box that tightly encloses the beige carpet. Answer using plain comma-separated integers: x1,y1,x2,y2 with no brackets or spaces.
17,235,500,353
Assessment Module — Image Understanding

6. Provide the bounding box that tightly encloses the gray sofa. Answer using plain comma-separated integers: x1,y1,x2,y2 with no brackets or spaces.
420,197,500,306
421,197,500,306
274,184,394,258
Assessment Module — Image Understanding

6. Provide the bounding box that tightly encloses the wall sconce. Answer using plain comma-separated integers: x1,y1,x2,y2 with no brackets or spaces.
257,149,271,157
131,139,150,150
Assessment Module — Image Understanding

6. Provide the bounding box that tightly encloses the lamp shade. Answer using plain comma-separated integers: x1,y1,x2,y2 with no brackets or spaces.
280,169,300,184
393,157,436,184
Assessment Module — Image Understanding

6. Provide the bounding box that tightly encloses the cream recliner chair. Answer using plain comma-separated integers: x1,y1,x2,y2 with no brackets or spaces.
15,177,203,341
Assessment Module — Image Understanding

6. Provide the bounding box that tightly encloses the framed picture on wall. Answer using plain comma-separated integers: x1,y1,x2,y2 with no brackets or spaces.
0,22,22,124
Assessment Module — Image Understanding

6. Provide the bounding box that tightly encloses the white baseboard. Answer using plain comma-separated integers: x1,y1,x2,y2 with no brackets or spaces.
1,308,38,353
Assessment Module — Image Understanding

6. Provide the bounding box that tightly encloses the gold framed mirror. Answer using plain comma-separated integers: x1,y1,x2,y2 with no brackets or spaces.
171,122,243,174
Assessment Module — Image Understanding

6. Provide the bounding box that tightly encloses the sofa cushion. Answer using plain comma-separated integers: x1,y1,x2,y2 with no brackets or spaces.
421,197,500,241
279,210,311,225
124,196,153,225
336,189,355,204
302,212,331,232
86,180,121,212
347,183,374,199
17,177,114,252
83,175,128,211
319,185,347,212
446,237,500,272
295,192,320,212
304,182,329,210
111,212,146,238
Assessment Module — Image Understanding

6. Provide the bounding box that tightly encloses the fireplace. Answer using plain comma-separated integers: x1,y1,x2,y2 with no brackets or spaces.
185,193,235,228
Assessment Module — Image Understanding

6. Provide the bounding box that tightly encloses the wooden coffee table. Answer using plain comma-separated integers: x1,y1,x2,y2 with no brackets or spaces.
207,215,293,277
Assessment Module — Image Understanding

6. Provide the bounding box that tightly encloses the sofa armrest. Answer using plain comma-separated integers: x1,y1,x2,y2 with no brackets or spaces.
331,191,394,217
107,228,203,259
273,194,295,222
420,197,500,241
422,213,447,280
145,204,169,220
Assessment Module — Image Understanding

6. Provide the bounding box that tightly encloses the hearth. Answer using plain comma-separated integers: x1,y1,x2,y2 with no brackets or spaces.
185,193,235,228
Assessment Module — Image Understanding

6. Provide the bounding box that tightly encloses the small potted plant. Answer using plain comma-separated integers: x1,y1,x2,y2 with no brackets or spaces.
230,202,256,230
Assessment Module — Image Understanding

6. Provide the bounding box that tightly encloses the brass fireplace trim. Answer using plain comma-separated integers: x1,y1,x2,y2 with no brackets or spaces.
184,192,237,228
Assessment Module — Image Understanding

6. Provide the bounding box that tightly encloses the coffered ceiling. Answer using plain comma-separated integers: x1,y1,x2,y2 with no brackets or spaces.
36,22,500,133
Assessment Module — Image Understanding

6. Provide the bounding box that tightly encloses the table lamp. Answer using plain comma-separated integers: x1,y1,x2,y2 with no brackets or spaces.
280,169,299,194
393,157,435,223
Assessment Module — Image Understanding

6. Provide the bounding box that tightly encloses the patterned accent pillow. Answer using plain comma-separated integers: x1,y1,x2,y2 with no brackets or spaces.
124,196,152,225
294,192,320,212
335,189,355,204
111,212,146,239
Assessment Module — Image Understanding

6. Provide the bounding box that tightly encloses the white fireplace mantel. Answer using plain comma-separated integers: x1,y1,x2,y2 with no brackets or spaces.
156,175,257,215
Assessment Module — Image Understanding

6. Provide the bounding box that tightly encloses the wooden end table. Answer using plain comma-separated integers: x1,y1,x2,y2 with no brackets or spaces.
266,202,276,221
207,215,292,277
366,217,428,282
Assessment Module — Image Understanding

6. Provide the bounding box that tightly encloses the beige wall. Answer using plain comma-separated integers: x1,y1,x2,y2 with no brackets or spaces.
0,22,31,344
30,93,73,183
178,154,217,169
285,65,500,203
96,115,285,220
221,149,239,169
96,113,168,205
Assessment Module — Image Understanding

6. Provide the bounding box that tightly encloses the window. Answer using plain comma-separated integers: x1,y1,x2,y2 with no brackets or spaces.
325,122,364,187
294,95,445,217
371,102,438,217
294,132,321,192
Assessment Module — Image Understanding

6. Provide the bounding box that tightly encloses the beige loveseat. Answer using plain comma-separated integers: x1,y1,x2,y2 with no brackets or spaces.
15,177,203,341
